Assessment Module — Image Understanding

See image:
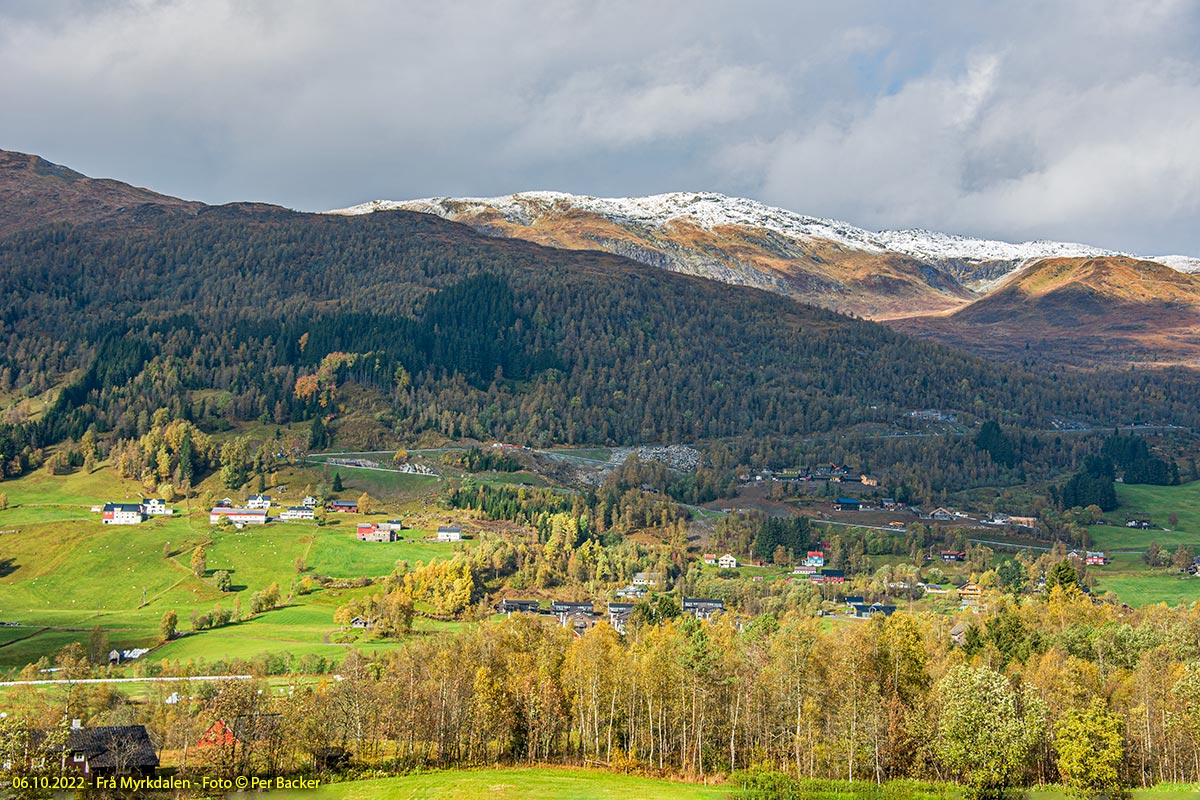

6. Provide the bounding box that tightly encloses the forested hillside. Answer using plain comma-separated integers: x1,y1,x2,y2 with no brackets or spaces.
1,153,1199,479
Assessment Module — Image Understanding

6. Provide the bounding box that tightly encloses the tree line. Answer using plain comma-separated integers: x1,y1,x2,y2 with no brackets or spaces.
8,586,1200,797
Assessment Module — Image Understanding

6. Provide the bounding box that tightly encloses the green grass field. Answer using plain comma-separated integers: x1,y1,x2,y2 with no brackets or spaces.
273,768,728,800
1075,481,1200,606
0,464,465,671
304,525,466,576
1090,481,1200,549
266,768,1200,800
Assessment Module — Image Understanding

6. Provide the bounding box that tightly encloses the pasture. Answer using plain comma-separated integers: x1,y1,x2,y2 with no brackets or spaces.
272,768,728,800
268,768,1198,800
0,465,467,672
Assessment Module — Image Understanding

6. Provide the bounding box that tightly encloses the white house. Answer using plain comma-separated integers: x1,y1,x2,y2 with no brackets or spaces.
141,498,172,516
718,553,738,569
209,507,268,525
437,525,462,542
280,506,315,521
101,503,144,525
301,495,318,508
246,495,272,510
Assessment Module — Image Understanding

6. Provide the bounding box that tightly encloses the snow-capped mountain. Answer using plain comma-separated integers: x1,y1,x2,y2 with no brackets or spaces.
332,190,1126,267
1152,255,1200,274
329,191,1192,318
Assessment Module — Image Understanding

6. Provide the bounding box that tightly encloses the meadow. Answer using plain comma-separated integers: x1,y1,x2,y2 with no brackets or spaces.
1082,480,1200,605
0,464,469,672
273,768,729,800
268,768,1200,800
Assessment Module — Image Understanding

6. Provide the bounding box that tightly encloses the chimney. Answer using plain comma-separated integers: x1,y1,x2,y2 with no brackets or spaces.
71,719,82,729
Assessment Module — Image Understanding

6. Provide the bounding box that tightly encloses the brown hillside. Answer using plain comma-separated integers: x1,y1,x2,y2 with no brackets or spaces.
431,205,973,318
0,150,202,236
888,257,1200,366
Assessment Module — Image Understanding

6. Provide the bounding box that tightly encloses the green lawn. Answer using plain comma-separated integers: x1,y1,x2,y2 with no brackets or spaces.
273,768,728,800
330,467,441,498
264,769,1200,800
1090,481,1200,549
305,526,467,577
1075,481,1200,606
1089,553,1200,606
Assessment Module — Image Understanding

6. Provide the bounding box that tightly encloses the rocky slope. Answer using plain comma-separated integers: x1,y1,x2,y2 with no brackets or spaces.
329,191,1149,318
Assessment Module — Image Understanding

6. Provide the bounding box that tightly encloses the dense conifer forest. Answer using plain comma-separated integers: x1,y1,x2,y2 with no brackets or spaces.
1,206,1198,480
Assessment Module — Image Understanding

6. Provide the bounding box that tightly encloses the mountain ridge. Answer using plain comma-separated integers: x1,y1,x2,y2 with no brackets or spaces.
0,150,202,235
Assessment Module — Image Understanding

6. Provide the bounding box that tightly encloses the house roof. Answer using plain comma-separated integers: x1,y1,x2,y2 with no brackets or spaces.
103,503,142,513
437,524,462,533
551,601,594,611
209,507,266,516
63,726,159,769
330,500,357,506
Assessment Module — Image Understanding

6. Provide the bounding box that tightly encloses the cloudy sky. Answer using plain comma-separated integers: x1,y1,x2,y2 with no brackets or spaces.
2,0,1198,255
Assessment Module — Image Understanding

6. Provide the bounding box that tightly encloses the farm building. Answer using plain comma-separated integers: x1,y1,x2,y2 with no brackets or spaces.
141,498,172,516
632,572,662,586
101,503,144,525
246,495,272,510
718,553,738,569
209,507,268,525
437,525,463,542
280,506,315,521
329,500,358,513
59,723,159,778
833,497,860,511
357,523,397,543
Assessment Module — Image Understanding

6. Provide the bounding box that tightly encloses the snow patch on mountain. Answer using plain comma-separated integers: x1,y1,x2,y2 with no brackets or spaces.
330,191,1192,272
1153,255,1200,274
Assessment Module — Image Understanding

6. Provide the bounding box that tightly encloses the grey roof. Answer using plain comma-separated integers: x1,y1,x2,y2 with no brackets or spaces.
64,726,159,770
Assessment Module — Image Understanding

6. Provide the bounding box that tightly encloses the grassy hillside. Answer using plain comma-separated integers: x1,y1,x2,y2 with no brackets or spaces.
1082,480,1200,605
0,464,467,670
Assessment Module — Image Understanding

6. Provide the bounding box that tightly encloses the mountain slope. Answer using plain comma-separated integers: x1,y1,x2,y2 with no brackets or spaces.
330,191,1128,318
2,150,1196,477
0,150,201,235
890,257,1200,366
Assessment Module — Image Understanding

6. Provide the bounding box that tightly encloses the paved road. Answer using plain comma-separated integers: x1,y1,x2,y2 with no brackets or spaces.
0,675,252,687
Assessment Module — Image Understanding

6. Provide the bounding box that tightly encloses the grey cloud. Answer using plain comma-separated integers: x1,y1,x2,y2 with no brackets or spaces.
0,0,1197,255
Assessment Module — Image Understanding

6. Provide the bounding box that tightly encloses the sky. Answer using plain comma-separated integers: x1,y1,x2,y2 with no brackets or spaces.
2,0,1199,255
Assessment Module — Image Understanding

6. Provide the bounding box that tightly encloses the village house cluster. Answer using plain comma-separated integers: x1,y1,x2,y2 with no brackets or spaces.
99,498,173,525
